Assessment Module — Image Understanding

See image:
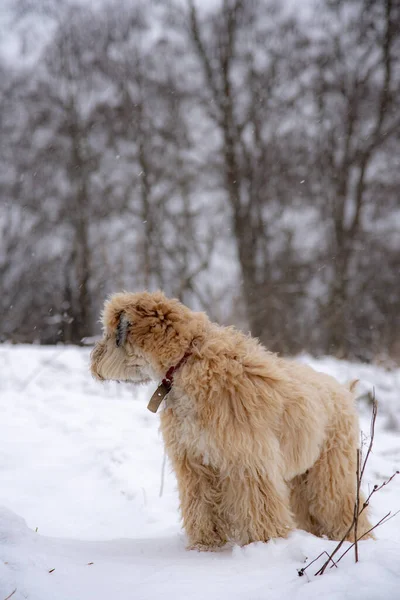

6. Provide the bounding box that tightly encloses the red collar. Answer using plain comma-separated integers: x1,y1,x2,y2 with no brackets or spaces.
162,351,192,391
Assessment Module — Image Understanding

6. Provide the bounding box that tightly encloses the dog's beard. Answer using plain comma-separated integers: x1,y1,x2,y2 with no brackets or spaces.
91,340,153,384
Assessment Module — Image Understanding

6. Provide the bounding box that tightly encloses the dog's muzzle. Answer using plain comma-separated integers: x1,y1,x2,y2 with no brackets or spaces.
90,341,106,380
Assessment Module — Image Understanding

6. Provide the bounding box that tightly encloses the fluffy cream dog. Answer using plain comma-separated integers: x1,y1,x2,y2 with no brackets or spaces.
91,290,372,550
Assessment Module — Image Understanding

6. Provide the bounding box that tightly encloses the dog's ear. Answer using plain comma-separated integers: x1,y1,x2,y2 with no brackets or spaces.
127,292,189,350
101,295,134,343
133,292,182,324
102,291,192,354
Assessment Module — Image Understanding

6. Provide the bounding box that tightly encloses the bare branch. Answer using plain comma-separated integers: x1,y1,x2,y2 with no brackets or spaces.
297,551,338,578
187,0,220,109
299,393,399,577
335,510,400,565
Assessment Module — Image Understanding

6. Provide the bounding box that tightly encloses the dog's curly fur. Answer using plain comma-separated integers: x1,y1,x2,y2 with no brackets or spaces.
91,290,372,550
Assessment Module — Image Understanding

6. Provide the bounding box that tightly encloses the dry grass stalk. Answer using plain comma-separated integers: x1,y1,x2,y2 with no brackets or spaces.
299,391,399,578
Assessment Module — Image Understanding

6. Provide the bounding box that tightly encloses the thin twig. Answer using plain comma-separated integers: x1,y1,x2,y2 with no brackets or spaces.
354,392,377,565
312,393,397,576
314,524,354,576
4,589,17,600
354,448,361,562
370,471,399,494
298,551,338,577
334,510,400,566
301,391,398,578
325,470,400,571
159,451,167,497
356,470,399,517
315,394,378,574
359,390,377,483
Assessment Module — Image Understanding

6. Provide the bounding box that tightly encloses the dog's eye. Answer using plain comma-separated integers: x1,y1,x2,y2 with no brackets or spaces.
115,325,123,347
116,314,130,347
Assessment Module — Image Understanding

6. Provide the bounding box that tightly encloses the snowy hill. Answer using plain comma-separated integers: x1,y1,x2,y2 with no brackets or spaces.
0,345,399,600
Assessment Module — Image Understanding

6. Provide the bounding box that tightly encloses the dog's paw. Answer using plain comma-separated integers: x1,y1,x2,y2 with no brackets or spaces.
186,542,225,552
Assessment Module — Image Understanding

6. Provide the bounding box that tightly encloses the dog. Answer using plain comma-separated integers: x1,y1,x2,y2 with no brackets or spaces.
91,290,372,550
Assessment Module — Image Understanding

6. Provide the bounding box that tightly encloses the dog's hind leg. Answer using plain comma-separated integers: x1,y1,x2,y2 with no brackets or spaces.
289,472,320,535
295,417,373,541
172,453,227,551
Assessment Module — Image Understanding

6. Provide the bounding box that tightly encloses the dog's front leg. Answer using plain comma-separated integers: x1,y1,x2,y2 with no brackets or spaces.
223,464,295,546
172,453,227,551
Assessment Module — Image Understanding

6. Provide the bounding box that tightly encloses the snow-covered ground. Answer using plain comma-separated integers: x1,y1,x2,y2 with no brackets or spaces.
0,345,399,600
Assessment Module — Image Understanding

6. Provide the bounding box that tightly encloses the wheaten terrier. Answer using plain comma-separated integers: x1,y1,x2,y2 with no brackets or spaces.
91,290,372,550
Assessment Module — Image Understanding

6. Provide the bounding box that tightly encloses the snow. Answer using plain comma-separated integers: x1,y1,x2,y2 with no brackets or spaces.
0,345,399,600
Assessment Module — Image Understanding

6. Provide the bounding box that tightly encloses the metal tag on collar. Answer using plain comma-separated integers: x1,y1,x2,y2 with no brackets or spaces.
147,382,170,413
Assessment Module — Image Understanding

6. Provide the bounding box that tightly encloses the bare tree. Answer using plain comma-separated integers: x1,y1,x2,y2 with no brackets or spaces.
176,0,312,351
309,0,400,357
0,0,217,343
1,0,399,359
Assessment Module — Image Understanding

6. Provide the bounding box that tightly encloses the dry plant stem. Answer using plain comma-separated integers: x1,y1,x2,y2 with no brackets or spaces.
353,469,399,518
316,394,378,576
360,394,377,483
354,448,361,563
368,471,400,496
159,451,167,498
298,551,338,577
326,471,400,571
4,589,17,600
306,393,399,577
333,509,400,567
314,523,355,576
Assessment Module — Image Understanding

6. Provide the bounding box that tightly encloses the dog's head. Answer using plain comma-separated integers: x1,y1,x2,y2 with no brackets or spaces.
90,290,208,384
